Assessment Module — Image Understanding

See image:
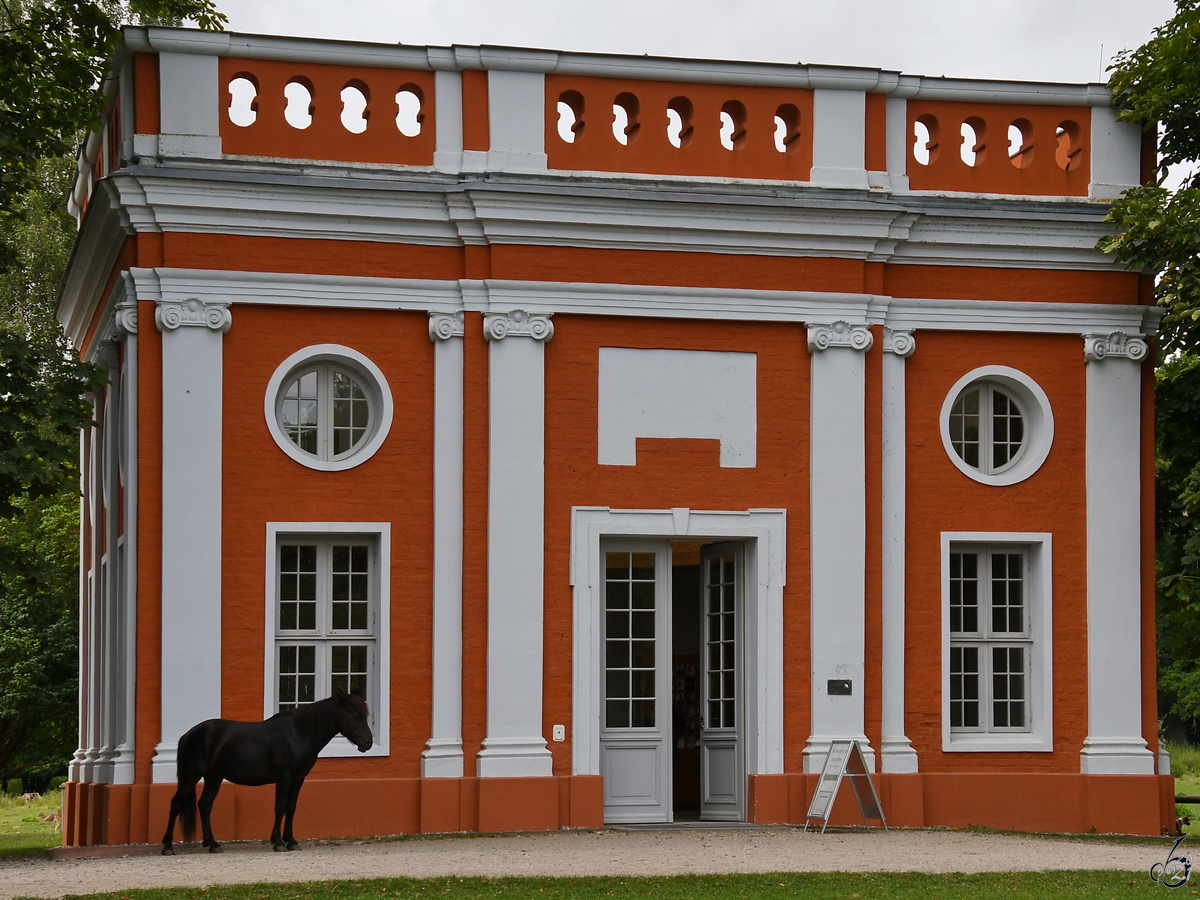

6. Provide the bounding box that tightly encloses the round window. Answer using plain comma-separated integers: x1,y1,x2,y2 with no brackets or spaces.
940,366,1053,486
265,345,392,472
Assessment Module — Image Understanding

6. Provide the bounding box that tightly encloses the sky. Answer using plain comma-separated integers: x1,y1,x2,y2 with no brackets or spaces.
215,0,1176,85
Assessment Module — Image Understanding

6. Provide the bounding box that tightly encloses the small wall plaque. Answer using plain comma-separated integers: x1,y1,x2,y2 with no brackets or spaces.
827,679,853,696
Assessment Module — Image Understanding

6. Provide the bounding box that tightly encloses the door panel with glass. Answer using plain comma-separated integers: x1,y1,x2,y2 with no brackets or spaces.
600,543,671,823
699,543,743,821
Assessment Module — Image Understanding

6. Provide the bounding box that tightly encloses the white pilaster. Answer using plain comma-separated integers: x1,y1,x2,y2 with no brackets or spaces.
885,97,910,192
809,88,869,190
477,309,554,777
805,321,874,772
423,313,466,777
1080,332,1154,775
152,298,229,783
880,329,918,773
1088,105,1142,201
485,70,548,172
432,69,464,173
157,52,222,159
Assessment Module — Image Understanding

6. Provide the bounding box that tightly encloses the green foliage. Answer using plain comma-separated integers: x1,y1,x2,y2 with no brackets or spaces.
3,778,19,796
0,0,226,233
0,490,81,782
1104,2,1200,731
46,775,64,791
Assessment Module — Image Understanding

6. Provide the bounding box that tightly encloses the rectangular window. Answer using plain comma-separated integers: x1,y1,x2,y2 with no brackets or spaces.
942,534,1051,752
604,550,658,729
265,523,390,757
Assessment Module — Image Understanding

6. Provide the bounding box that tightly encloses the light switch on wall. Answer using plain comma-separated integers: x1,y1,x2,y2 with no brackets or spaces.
552,724,565,742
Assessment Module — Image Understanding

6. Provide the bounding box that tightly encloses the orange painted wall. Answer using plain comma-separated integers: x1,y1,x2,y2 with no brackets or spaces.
136,302,163,787
546,75,813,181
217,58,436,166
903,331,1088,771
541,315,812,774
220,305,436,779
907,100,1091,196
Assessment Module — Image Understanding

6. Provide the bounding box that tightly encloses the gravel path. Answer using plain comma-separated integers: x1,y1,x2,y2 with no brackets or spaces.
0,828,1165,900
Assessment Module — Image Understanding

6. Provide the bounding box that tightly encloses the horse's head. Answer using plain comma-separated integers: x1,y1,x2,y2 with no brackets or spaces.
332,685,374,752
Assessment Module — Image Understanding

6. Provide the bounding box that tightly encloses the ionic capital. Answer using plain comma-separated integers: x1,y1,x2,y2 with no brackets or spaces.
155,298,231,334
1083,332,1148,363
429,311,465,342
882,328,915,358
808,321,873,354
484,309,553,342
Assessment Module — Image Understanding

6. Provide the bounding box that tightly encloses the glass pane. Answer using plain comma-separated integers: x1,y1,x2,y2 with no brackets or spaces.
950,389,981,468
632,670,655,698
632,699,655,728
606,611,629,638
631,582,655,609
606,700,629,728
606,581,630,609
631,611,654,638
606,640,629,668
606,670,630,699
606,552,629,579
631,640,654,668
631,553,655,580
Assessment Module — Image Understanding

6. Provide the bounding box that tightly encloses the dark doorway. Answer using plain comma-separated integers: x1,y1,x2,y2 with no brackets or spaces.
671,541,703,820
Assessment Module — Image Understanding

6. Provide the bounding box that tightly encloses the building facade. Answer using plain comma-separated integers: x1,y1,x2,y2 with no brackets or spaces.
57,25,1172,845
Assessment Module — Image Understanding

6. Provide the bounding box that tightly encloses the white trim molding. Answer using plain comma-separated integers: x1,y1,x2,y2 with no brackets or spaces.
1081,337,1154,774
423,313,466,777
805,321,873,772
569,507,786,779
478,305,555,777
262,522,391,758
880,328,918,773
940,532,1054,753
262,344,394,473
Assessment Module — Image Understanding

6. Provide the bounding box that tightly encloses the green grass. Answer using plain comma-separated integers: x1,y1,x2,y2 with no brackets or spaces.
29,872,1188,900
0,789,61,858
1169,742,1200,836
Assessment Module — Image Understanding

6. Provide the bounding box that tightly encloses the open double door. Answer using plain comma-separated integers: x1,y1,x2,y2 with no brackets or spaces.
600,540,743,824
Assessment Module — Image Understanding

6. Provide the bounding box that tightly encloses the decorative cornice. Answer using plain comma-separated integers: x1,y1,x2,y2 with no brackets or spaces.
429,311,465,342
882,328,915,358
1083,332,1148,363
114,300,139,336
808,321,873,354
483,309,554,342
155,298,232,334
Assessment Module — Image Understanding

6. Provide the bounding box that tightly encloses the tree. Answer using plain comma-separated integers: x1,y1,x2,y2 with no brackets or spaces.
0,0,226,230
1102,0,1200,738
0,2,226,782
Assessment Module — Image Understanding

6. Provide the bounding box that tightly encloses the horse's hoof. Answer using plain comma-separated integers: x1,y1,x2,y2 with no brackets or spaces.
273,843,287,852
287,842,300,851
161,847,175,856
208,844,223,853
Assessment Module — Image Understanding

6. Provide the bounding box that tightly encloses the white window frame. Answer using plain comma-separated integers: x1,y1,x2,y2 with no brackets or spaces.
940,366,1053,487
264,522,390,757
941,532,1052,753
264,345,394,473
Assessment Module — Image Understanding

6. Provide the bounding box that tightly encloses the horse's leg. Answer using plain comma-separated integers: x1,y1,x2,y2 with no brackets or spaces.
271,775,291,851
282,775,304,851
197,776,223,852
161,779,194,856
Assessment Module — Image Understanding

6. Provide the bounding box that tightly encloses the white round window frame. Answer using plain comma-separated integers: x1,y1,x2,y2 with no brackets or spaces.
939,365,1054,487
265,344,393,472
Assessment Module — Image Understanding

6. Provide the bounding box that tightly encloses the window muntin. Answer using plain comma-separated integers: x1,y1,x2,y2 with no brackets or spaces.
949,547,1031,735
604,550,657,729
275,538,377,721
948,383,1025,475
279,364,373,462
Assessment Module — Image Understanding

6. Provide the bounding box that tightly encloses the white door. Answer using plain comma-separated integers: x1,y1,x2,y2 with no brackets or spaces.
700,542,743,821
600,542,672,823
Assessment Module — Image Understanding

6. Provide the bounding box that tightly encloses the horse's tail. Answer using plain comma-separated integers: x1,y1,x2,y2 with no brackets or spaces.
175,727,203,843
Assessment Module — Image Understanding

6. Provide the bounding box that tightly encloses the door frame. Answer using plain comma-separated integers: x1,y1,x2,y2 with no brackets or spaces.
570,507,787,799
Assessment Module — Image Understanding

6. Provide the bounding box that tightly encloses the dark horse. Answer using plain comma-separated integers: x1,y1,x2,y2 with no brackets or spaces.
161,688,373,855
